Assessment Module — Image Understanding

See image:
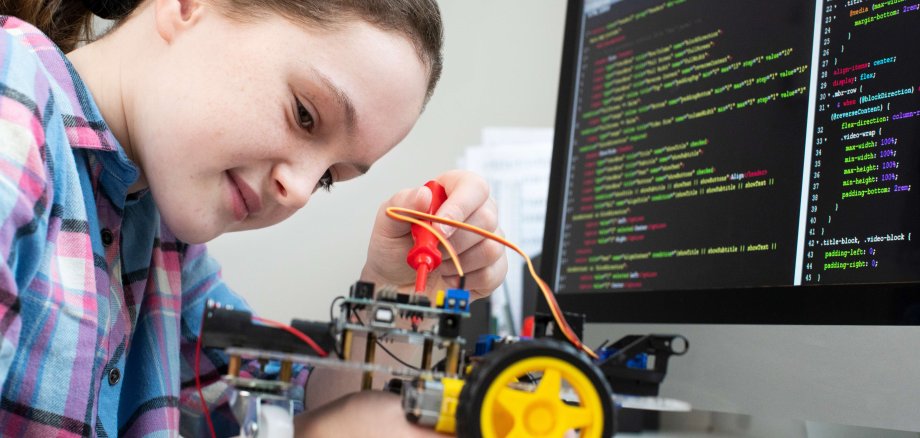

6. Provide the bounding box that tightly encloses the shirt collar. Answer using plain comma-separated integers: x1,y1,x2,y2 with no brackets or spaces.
2,17,140,197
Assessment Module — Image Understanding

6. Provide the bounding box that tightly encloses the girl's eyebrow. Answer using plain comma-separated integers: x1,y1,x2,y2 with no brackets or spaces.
311,67,358,136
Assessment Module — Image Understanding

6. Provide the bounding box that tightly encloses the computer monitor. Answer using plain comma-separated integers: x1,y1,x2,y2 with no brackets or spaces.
541,0,920,431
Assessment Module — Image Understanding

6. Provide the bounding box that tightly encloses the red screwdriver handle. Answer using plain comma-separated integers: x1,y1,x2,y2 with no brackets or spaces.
407,180,448,292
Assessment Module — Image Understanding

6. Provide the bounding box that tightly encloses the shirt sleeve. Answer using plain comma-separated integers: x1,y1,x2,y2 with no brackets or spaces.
0,114,50,388
177,243,309,437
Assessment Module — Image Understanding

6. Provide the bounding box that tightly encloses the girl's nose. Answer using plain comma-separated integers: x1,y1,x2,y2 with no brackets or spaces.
271,164,318,210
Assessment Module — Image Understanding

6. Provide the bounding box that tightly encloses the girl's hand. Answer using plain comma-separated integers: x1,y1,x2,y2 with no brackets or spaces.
361,170,508,300
295,391,442,438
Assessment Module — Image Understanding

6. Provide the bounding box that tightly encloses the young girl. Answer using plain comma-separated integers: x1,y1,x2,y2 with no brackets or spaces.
0,0,508,436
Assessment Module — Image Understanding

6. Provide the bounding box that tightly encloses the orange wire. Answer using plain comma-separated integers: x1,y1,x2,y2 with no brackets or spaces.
385,208,464,277
385,207,598,360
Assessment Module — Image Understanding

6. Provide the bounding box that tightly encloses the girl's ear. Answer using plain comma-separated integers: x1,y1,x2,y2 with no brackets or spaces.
154,0,205,44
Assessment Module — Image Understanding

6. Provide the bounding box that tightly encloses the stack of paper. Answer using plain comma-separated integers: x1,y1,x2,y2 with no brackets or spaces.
458,127,554,335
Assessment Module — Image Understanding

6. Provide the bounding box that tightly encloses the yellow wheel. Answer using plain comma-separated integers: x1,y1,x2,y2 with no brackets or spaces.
456,339,614,438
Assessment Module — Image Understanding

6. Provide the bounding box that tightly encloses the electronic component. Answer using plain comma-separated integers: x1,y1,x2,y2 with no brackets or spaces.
349,280,374,300
377,289,432,307
402,377,463,433
534,311,585,342
201,301,335,356
598,334,689,397
195,177,688,437
472,334,520,357
438,313,461,338
370,304,397,327
441,288,470,313
474,334,502,356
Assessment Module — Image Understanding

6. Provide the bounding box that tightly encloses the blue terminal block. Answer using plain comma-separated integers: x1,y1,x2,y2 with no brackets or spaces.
443,288,471,313
598,347,649,369
474,334,503,356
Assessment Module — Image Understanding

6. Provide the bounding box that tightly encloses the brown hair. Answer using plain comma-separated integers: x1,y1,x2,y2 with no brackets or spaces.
1,0,444,99
0,0,96,53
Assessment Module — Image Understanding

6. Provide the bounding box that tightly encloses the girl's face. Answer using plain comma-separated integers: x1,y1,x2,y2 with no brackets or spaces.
128,6,429,243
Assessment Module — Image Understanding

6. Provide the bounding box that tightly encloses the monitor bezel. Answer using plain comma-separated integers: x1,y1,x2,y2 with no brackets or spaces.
539,0,920,325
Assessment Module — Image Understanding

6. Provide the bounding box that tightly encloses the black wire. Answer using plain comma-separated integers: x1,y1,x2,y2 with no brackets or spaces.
351,308,421,371
376,337,421,371
351,306,363,324
501,282,518,336
330,296,344,322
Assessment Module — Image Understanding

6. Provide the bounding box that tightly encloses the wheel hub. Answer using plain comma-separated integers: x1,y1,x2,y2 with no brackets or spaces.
524,402,555,435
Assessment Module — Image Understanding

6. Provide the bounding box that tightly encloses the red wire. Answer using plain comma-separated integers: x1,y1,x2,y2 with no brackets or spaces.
252,316,329,357
195,322,218,438
194,314,328,438
195,309,582,437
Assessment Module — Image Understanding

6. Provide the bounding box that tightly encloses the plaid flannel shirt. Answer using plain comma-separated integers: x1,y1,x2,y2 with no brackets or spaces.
0,16,292,437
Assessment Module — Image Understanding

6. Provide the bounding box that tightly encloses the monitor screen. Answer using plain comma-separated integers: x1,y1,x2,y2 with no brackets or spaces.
542,0,920,324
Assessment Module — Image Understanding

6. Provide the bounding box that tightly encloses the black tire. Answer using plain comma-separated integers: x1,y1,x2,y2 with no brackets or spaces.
456,338,615,438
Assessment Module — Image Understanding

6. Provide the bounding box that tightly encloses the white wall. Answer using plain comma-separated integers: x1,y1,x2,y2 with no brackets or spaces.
208,1,567,322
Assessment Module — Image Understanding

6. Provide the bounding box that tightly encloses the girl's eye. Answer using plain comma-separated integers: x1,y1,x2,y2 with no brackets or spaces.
316,169,334,192
295,98,315,131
